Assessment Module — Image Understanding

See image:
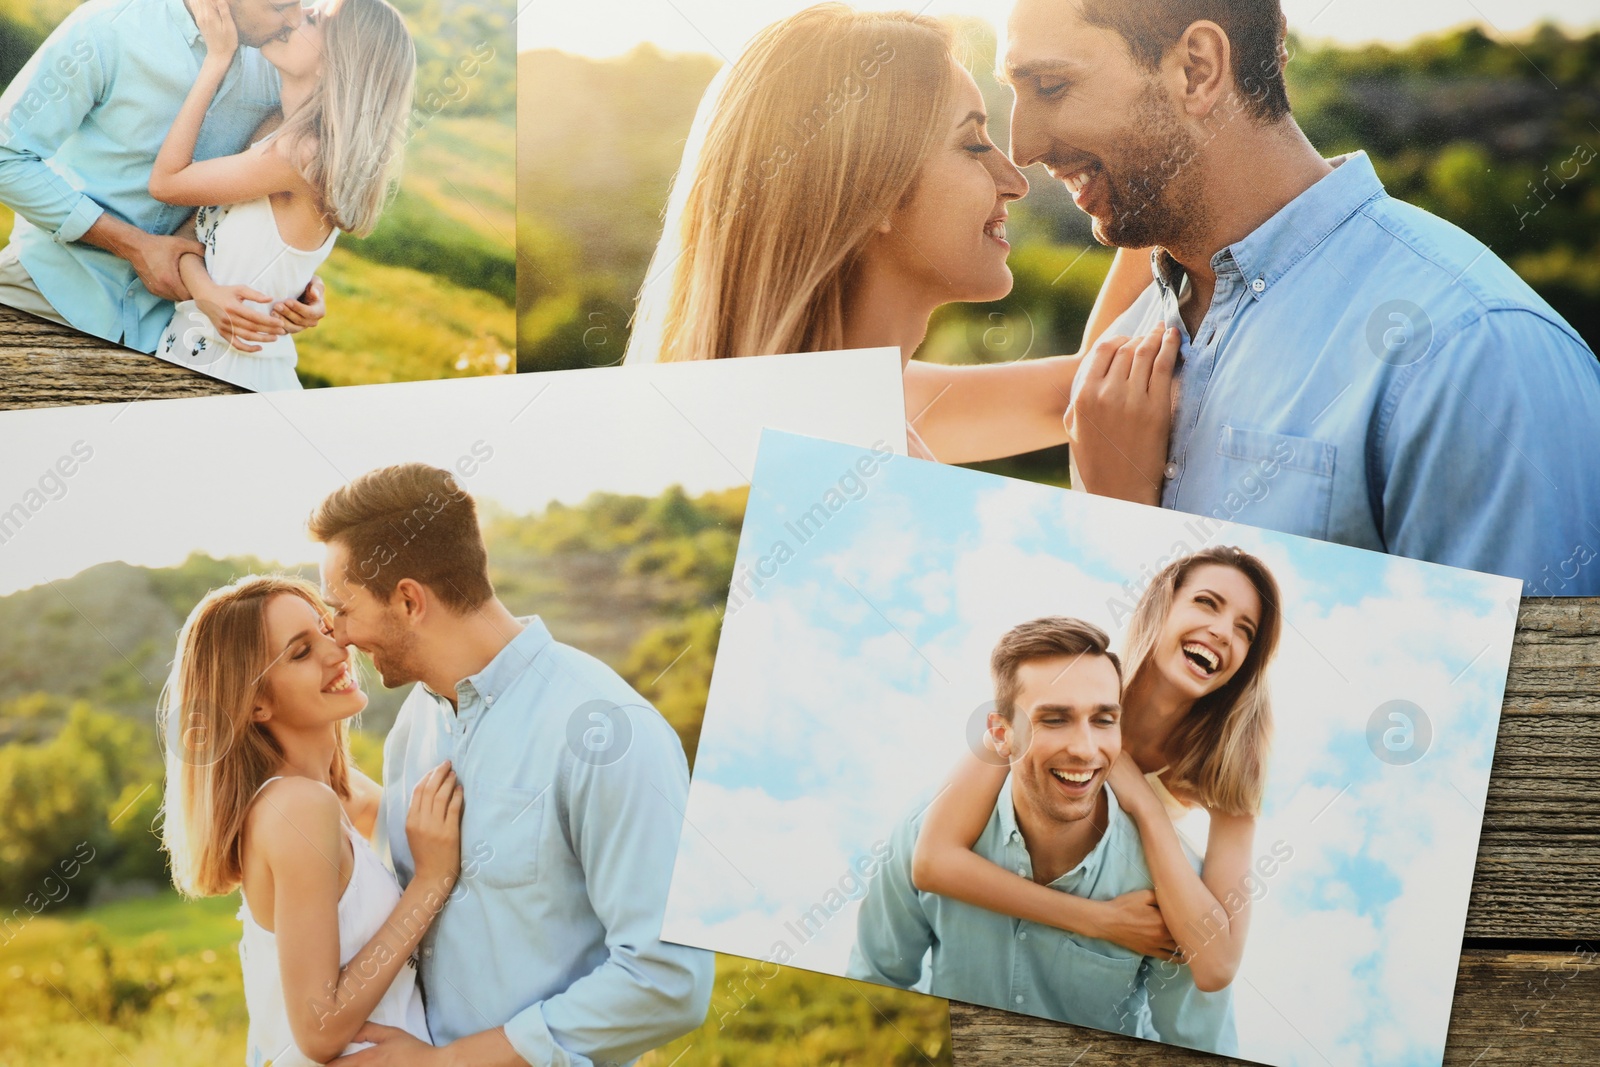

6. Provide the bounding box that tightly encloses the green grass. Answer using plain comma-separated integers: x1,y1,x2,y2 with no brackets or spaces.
2,891,950,1067
295,246,516,387
401,114,516,243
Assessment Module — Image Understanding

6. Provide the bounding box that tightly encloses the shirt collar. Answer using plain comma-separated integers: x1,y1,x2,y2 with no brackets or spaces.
168,0,205,46
423,616,553,713
1150,151,1386,301
996,775,1128,885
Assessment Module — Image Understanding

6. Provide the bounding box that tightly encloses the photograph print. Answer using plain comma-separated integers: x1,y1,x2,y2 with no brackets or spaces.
662,430,1524,1067
0,0,513,391
519,0,1600,593
0,352,953,1067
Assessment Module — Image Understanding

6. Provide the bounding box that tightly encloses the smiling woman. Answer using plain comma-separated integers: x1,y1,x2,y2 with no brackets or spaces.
913,543,1284,1051
158,574,453,1065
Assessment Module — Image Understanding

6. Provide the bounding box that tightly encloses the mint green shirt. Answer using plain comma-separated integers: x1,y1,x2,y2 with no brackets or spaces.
848,779,1239,1055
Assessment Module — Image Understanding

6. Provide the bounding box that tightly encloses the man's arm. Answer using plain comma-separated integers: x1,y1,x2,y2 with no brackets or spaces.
0,19,206,301
1378,310,1600,593
0,16,108,244
497,706,713,1067
845,814,935,990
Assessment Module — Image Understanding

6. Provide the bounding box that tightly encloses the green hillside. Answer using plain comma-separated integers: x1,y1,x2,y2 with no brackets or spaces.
0,482,953,1066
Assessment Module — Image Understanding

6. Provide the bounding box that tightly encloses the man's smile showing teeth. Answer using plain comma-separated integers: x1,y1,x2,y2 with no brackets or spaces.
325,664,356,693
1059,161,1102,196
984,217,1008,244
1049,768,1095,785
1182,641,1221,676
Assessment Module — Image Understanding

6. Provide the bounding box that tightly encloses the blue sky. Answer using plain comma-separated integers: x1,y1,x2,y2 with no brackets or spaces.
665,431,1522,1067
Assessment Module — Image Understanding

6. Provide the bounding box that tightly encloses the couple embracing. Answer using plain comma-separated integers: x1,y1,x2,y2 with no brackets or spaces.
0,0,415,389
627,0,1600,593
851,546,1282,1056
160,464,713,1065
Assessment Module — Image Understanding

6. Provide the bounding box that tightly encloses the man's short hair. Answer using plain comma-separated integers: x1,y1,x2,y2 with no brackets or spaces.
991,616,1122,723
1076,0,1291,122
308,463,493,612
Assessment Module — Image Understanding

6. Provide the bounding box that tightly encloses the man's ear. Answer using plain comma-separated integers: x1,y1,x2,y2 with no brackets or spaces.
391,578,429,625
986,710,1017,760
1171,20,1232,119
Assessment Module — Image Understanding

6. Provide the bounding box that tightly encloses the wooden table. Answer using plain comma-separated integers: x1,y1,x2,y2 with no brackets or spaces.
5,306,1597,1065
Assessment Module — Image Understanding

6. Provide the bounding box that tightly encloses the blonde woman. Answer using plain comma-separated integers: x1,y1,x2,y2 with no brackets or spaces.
912,546,1283,1055
147,0,416,390
161,576,459,1065
625,3,1176,497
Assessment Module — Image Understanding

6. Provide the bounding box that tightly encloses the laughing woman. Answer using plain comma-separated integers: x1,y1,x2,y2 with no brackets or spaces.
148,0,416,390
625,3,1175,495
161,577,458,1065
912,546,1284,1055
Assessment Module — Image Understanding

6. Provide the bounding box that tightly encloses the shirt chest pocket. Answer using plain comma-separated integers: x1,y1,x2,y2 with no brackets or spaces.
1212,425,1337,541
1048,935,1149,1035
459,783,546,890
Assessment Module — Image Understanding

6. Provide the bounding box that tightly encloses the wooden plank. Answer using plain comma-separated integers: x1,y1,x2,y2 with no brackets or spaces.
950,947,1600,1065
1470,599,1600,939
0,305,241,410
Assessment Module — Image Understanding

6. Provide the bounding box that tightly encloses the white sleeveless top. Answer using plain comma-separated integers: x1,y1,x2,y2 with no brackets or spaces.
238,777,431,1066
1144,766,1212,862
157,196,337,392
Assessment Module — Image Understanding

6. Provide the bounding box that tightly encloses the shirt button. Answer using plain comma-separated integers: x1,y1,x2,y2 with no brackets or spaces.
485,694,495,706
1016,867,1026,877
1018,930,1028,941
1163,462,1179,480
1252,278,1266,293
1015,995,1025,1005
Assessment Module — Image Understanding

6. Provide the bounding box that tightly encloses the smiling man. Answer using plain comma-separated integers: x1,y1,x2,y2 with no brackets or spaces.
307,462,713,1067
847,617,1162,1040
1003,0,1600,593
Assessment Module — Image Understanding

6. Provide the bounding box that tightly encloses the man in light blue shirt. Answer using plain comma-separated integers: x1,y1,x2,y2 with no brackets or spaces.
311,463,714,1066
0,0,324,350
1006,0,1600,593
848,616,1234,1053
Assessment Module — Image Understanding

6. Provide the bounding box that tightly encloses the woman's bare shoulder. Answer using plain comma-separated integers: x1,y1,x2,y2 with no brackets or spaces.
245,777,344,856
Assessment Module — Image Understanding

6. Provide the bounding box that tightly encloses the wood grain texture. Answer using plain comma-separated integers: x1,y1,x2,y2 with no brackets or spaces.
0,305,240,410
1472,599,1600,938
950,948,1600,1065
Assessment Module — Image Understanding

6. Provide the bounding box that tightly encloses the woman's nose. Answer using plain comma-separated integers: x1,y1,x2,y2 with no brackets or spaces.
990,150,1030,202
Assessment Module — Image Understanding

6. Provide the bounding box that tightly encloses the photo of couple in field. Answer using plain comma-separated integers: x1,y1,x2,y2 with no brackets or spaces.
0,359,918,1066
0,0,513,389
523,0,1600,596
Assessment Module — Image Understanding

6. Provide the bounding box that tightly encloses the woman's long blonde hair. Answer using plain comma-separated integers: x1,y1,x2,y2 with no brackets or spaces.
654,4,960,362
1123,546,1282,818
277,0,417,236
159,576,353,898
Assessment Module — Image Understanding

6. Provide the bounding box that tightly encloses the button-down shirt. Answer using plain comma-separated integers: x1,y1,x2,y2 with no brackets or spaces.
379,617,714,1066
0,0,278,349
847,780,1161,1040
1089,152,1600,594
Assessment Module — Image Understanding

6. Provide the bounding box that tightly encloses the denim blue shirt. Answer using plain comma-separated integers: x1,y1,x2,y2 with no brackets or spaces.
1094,152,1600,595
378,617,714,1066
0,0,278,349
847,780,1161,1041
